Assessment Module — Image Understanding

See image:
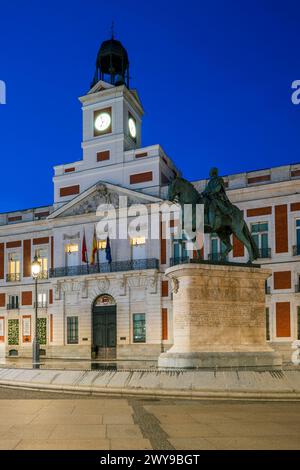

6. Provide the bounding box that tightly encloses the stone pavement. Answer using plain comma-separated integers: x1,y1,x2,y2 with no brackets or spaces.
0,388,299,450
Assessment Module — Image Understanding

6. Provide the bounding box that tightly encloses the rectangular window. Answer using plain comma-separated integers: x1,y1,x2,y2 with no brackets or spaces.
173,235,188,261
60,185,80,197
133,313,146,343
162,308,168,340
266,307,270,341
130,172,153,184
296,220,300,256
8,295,19,309
131,237,146,260
210,234,226,261
8,252,20,281
0,317,5,342
251,222,269,258
67,317,78,344
97,151,110,162
35,248,48,278
38,292,47,308
65,243,79,267
97,239,107,263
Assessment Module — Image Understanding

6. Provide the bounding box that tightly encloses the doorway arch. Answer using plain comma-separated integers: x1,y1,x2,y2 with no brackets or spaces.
92,294,117,360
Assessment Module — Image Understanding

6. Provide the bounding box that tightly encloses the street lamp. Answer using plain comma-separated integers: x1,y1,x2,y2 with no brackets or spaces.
31,254,41,368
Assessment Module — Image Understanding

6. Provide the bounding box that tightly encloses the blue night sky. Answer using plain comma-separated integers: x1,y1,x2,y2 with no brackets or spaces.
0,0,299,212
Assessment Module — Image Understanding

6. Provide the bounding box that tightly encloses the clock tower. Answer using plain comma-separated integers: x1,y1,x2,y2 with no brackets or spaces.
79,37,143,166
53,34,180,206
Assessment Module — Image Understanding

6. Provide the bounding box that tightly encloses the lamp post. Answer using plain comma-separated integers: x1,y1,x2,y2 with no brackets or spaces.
31,255,41,369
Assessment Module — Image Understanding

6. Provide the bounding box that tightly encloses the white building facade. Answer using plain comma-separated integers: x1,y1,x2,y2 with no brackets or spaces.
0,38,299,363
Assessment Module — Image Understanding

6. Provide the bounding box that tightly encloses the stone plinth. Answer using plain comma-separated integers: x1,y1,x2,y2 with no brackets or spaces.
158,263,282,369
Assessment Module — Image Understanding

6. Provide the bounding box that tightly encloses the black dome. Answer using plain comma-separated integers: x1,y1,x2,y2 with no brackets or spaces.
91,37,130,89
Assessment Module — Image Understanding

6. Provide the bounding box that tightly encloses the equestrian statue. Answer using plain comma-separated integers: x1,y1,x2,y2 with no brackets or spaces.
168,167,259,263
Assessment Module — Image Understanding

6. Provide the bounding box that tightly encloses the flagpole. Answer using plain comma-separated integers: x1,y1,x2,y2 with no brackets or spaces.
83,228,89,274
96,226,100,273
86,230,90,275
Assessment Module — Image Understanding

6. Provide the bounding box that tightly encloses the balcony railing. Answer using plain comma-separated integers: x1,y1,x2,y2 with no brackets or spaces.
6,273,20,282
295,285,300,293
265,286,271,294
7,303,19,310
37,271,48,280
293,245,300,256
208,252,228,262
34,301,48,308
257,248,271,259
49,258,159,278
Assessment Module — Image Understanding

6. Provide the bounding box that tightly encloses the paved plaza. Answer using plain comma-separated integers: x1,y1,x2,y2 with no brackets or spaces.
0,387,299,450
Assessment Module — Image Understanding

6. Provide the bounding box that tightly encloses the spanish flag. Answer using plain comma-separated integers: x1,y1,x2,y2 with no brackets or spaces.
82,229,88,264
90,226,98,265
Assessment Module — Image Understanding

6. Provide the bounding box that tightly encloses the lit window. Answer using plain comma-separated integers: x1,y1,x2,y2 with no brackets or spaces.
38,292,47,308
64,243,79,254
35,248,48,276
97,240,106,250
131,237,146,260
130,237,146,246
8,253,20,281
65,243,79,267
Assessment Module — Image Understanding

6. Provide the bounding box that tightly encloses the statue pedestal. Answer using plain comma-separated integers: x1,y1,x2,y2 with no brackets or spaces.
158,263,282,369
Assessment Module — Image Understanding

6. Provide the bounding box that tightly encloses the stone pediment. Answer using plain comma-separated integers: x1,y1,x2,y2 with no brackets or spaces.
49,182,162,219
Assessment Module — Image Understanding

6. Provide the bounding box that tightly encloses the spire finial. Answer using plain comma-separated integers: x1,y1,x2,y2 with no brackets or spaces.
111,21,115,39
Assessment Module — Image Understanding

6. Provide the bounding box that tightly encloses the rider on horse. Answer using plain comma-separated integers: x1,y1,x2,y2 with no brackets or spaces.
202,167,235,229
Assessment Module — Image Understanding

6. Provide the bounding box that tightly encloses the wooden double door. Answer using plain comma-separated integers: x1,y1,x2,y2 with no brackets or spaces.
92,305,117,360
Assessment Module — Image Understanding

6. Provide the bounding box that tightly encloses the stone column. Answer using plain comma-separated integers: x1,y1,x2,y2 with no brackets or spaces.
158,263,282,369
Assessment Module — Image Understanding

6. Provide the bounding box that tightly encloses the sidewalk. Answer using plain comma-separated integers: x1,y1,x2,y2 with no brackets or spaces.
0,367,300,400
0,393,300,450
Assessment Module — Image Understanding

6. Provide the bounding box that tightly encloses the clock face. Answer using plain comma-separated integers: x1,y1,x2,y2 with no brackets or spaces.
94,112,111,133
128,117,137,139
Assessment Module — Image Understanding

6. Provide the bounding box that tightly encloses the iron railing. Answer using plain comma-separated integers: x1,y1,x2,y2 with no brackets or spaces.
295,284,300,293
257,248,271,259
6,273,20,282
265,286,271,294
49,258,159,278
293,245,300,256
208,252,228,262
34,301,48,308
37,271,48,280
7,302,19,310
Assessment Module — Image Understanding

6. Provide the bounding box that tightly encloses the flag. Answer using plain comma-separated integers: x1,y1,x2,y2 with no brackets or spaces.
105,236,112,264
82,229,88,264
90,226,98,265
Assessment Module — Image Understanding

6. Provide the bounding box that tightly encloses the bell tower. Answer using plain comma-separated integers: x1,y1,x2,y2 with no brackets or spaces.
79,34,143,167
91,29,130,89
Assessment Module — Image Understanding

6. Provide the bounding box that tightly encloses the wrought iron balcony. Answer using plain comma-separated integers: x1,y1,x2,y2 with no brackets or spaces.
170,256,190,267
295,284,300,293
7,302,19,310
208,252,228,262
37,270,48,280
6,273,20,282
34,301,48,308
257,248,271,259
265,286,271,295
293,245,300,256
49,258,159,278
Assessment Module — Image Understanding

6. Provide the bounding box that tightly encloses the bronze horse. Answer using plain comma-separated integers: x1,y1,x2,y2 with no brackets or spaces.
168,177,259,263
